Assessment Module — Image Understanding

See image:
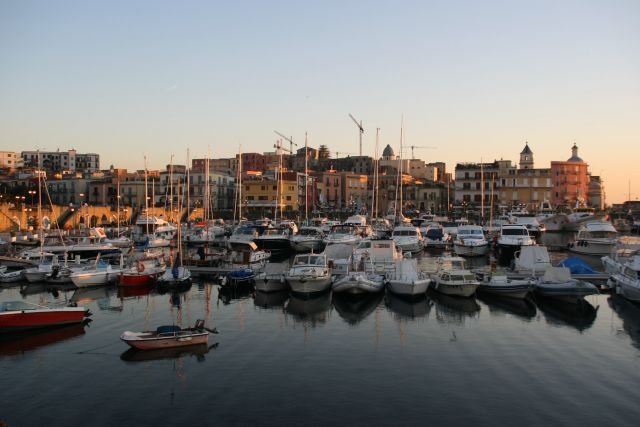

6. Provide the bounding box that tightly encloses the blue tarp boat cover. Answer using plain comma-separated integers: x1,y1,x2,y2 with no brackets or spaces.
558,256,596,274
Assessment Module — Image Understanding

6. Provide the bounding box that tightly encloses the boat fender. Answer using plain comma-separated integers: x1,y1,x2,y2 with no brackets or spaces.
137,261,145,273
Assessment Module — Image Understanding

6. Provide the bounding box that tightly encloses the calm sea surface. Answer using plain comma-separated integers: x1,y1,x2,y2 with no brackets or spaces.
2,235,640,426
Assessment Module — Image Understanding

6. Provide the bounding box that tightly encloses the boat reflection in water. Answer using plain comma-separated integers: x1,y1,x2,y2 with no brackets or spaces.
120,342,217,363
19,282,76,297
218,283,254,305
253,289,289,310
428,289,481,325
332,292,383,325
536,297,598,332
476,293,537,320
608,294,640,350
384,292,431,320
117,283,155,299
285,290,332,326
71,285,123,312
0,322,88,357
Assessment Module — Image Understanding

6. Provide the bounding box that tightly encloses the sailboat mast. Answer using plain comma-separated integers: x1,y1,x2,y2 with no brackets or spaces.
144,155,149,238
399,116,404,219
37,150,42,240
304,132,308,224
238,145,243,222
480,160,484,221
371,128,379,218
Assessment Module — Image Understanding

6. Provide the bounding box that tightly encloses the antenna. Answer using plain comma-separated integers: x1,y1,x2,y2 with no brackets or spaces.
348,113,364,156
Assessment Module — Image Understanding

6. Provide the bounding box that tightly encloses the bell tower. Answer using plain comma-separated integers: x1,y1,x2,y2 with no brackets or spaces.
519,141,534,169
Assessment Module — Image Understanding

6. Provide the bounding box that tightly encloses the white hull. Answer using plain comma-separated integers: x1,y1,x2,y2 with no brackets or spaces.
431,282,479,297
568,240,617,256
478,281,535,299
71,270,111,287
395,240,422,253
387,278,430,296
288,276,332,294
332,273,385,294
453,242,489,257
617,279,640,302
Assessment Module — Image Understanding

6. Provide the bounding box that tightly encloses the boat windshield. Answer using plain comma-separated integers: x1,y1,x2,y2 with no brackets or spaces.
0,301,42,312
393,230,417,237
503,228,529,236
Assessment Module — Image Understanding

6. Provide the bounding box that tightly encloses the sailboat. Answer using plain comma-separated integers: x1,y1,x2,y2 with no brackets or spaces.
158,172,192,285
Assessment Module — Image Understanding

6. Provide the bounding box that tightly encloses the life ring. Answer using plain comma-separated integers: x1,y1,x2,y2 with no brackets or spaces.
137,261,145,273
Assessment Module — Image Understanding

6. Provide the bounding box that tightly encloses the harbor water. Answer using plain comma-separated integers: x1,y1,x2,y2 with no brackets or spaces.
2,240,640,426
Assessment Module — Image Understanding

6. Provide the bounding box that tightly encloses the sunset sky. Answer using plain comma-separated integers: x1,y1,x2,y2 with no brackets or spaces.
1,0,638,203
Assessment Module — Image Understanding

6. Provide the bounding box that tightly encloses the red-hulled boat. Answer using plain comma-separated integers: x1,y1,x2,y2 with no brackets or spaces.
118,256,165,286
0,301,90,332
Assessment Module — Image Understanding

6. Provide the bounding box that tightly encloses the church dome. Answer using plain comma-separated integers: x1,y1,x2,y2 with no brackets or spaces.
382,144,395,159
567,143,583,162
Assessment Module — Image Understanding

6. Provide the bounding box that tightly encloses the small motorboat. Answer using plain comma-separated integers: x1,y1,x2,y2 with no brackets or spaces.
0,301,90,331
534,266,599,304
477,274,536,299
385,259,431,297
120,319,218,350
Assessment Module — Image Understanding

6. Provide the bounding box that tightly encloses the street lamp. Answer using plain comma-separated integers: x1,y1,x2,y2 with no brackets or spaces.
28,190,36,206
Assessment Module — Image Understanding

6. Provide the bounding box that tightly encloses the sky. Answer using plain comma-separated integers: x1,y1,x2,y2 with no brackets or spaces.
1,0,639,204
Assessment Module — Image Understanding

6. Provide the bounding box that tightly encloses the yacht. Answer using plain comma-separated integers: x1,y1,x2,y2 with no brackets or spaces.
286,253,332,295
289,226,325,253
496,224,535,260
453,225,490,257
323,224,362,246
391,225,423,254
567,220,619,256
609,256,640,302
254,226,292,259
422,223,450,249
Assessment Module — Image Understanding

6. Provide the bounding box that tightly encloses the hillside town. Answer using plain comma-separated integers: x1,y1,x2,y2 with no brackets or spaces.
2,141,635,232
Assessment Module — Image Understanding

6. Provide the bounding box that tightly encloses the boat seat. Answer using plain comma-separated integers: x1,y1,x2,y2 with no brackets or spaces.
157,325,181,334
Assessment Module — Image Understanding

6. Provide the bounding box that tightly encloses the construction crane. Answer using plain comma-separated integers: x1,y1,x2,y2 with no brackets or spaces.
348,113,364,157
274,130,298,154
273,140,292,154
406,145,437,159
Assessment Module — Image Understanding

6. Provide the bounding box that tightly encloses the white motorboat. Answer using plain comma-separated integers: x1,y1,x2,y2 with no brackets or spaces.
512,246,552,276
477,274,535,299
422,223,450,249
609,256,640,302
286,253,332,295
567,220,619,256
332,270,385,294
391,225,423,254
496,224,536,260
562,205,601,232
534,266,599,304
453,225,490,257
289,226,325,253
70,264,121,287
536,201,569,232
385,258,431,297
323,224,362,246
430,256,480,297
